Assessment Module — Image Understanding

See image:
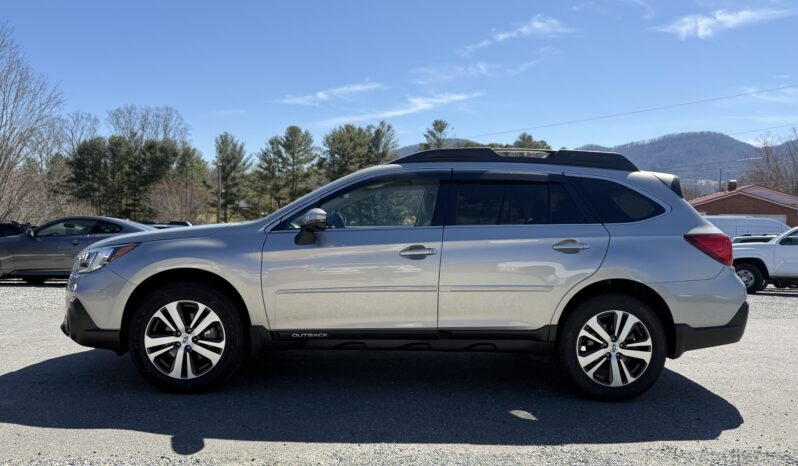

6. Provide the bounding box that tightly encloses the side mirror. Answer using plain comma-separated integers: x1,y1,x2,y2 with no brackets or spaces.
26,228,36,239
295,208,327,245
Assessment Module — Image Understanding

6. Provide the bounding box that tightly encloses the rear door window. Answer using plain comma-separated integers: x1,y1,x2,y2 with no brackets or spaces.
451,181,588,225
91,221,123,234
571,177,664,223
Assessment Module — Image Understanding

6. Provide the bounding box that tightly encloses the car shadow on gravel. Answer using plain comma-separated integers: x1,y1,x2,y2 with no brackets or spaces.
0,349,742,455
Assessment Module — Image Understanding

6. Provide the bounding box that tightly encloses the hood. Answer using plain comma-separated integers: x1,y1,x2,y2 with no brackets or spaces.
89,223,231,249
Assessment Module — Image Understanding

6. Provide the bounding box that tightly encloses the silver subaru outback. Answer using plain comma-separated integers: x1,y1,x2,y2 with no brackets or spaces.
61,148,748,400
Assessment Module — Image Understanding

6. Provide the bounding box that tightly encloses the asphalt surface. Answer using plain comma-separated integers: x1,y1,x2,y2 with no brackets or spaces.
0,279,796,465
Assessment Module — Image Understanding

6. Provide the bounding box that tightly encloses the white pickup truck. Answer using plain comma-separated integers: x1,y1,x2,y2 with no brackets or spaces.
733,227,798,293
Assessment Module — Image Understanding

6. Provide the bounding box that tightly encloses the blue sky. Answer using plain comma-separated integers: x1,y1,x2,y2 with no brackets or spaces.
3,0,797,158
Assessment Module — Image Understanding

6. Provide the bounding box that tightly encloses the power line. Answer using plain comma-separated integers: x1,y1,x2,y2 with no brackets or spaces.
464,84,798,140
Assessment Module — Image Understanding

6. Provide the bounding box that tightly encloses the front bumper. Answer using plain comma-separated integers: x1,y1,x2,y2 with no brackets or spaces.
61,297,122,353
671,301,748,358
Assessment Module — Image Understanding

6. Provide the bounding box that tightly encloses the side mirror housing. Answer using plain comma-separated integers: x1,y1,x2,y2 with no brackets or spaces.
26,228,36,239
295,208,327,245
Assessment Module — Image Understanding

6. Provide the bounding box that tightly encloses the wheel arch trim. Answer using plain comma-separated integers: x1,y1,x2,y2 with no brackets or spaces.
120,268,254,354
552,278,678,358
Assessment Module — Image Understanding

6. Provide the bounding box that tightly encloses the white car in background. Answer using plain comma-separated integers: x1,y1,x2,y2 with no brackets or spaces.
705,215,789,238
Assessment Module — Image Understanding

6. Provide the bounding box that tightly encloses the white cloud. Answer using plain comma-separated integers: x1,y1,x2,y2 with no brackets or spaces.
279,81,384,106
321,92,483,125
412,49,552,84
461,15,573,56
740,86,798,103
622,0,655,19
656,9,793,40
571,2,595,13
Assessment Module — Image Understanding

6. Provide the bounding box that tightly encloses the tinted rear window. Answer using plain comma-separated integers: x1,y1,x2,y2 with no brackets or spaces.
92,221,123,234
571,177,664,223
453,182,588,225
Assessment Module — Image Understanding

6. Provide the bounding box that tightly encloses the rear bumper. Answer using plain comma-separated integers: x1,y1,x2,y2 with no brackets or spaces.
61,297,122,353
671,301,748,358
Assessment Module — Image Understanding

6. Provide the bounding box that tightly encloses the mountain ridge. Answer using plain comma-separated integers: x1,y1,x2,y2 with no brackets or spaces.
397,131,777,182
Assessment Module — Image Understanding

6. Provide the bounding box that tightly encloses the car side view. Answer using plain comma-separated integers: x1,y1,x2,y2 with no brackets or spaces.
0,216,152,284
61,148,748,400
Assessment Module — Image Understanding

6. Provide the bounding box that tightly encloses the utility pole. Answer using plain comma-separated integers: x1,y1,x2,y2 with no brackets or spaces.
718,168,723,192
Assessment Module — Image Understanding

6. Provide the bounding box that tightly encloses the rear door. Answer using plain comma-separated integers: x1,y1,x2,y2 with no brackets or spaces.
437,172,610,330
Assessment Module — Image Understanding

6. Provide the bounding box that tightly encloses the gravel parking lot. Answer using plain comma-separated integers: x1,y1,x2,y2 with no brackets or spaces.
0,280,796,465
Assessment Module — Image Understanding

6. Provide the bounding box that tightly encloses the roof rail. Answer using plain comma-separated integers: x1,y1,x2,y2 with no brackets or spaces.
392,147,638,171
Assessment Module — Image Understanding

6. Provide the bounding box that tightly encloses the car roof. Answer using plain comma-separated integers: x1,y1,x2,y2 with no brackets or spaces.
37,216,153,231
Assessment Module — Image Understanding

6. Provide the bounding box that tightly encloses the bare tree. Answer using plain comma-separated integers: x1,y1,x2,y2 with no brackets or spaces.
742,129,798,195
106,104,189,145
62,110,99,155
0,24,64,220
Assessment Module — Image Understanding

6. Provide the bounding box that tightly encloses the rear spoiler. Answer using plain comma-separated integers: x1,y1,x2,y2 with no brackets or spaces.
651,172,683,198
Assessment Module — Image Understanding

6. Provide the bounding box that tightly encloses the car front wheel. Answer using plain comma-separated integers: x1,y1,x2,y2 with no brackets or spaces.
558,294,666,401
128,283,246,393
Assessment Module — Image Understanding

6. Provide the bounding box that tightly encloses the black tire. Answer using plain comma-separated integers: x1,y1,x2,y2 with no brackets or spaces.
128,282,247,393
558,294,667,401
734,263,764,294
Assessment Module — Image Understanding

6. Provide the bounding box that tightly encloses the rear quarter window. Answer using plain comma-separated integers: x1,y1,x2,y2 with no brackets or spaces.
571,177,665,223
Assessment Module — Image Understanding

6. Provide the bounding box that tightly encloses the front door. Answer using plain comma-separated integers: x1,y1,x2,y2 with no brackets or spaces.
438,173,610,330
19,218,96,273
261,171,448,331
774,229,798,277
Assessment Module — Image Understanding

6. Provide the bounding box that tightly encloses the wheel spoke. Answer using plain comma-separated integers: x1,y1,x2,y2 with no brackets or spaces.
147,345,173,359
169,346,186,378
196,339,225,350
188,303,207,330
192,311,220,336
144,335,179,349
584,316,612,345
609,356,624,387
186,353,197,379
620,348,652,364
153,309,176,332
191,343,221,365
578,349,607,368
585,357,606,378
624,339,650,348
619,358,637,384
617,313,640,343
163,302,186,332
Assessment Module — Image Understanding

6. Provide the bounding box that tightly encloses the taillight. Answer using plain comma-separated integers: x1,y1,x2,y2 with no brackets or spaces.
684,233,733,266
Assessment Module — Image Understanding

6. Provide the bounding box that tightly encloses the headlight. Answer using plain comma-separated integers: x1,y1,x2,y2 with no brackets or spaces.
74,244,138,274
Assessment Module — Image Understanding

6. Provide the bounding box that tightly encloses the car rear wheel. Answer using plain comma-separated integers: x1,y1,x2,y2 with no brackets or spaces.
734,263,763,294
128,283,246,393
558,294,666,401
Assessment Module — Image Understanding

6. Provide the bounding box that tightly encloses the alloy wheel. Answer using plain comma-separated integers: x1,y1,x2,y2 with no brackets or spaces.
576,310,653,387
144,301,226,379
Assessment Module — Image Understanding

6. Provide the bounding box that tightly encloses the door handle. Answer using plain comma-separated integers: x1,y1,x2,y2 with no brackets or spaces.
552,239,590,253
399,245,438,259
71,240,81,246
